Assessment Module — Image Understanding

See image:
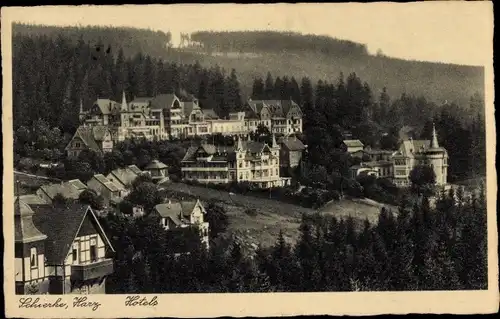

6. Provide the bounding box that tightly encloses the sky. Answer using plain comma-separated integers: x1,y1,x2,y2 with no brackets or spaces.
5,3,493,66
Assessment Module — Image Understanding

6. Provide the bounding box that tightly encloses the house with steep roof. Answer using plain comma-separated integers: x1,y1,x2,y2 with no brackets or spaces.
65,125,113,158
391,124,448,187
106,165,143,193
153,199,209,249
244,99,303,134
144,160,169,183
347,124,448,188
14,199,115,295
87,174,123,207
35,180,88,204
79,98,121,126
181,135,290,188
278,135,307,169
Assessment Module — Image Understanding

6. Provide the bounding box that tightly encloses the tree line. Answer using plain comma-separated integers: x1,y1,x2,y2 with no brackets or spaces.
13,33,243,134
13,33,485,184
250,72,485,182
99,184,487,293
190,31,368,56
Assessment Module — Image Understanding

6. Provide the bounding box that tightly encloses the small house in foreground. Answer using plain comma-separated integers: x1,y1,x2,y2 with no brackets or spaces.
153,199,209,249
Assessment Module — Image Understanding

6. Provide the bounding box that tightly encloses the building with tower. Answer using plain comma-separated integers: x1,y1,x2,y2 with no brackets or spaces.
79,92,304,142
391,123,448,187
181,134,290,188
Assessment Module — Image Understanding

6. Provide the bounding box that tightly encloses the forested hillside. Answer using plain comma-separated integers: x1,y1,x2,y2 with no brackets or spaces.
13,23,174,58
13,30,485,181
13,24,484,109
189,31,368,56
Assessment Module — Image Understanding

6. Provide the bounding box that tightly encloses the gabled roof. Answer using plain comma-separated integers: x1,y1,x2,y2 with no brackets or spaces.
30,204,115,264
128,165,142,175
247,99,301,118
181,140,273,162
91,174,120,192
400,139,430,157
155,202,183,225
154,200,202,226
68,125,111,153
343,139,364,148
183,101,200,117
91,126,111,142
145,160,168,170
67,179,87,191
94,99,120,115
150,94,179,110
38,181,87,201
280,137,306,151
107,167,141,187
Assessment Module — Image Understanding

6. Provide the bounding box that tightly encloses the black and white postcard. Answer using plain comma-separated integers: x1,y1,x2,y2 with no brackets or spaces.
2,3,497,317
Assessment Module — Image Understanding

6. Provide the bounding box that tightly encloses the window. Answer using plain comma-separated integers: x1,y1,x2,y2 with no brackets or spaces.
72,242,78,264
30,247,37,268
90,238,97,262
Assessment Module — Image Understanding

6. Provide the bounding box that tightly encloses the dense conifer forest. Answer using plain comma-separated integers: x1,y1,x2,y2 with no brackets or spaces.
99,185,487,293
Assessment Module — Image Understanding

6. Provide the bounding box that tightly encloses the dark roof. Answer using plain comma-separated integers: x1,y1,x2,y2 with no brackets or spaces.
247,99,301,118
181,141,272,162
68,125,110,153
280,137,306,151
30,204,114,264
150,94,178,110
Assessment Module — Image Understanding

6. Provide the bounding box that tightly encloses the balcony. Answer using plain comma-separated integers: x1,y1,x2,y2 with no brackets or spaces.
71,258,114,281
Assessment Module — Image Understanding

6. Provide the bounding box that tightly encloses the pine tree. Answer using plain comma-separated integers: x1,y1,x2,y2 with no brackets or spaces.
264,72,274,99
251,77,265,100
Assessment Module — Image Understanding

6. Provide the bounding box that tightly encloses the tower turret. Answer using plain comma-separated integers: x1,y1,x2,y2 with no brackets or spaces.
431,122,439,149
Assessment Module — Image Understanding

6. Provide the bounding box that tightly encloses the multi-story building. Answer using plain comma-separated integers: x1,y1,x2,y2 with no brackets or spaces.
79,94,304,141
244,99,303,135
391,124,448,187
15,199,115,295
181,135,290,188
65,125,113,158
153,199,210,250
349,124,448,188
